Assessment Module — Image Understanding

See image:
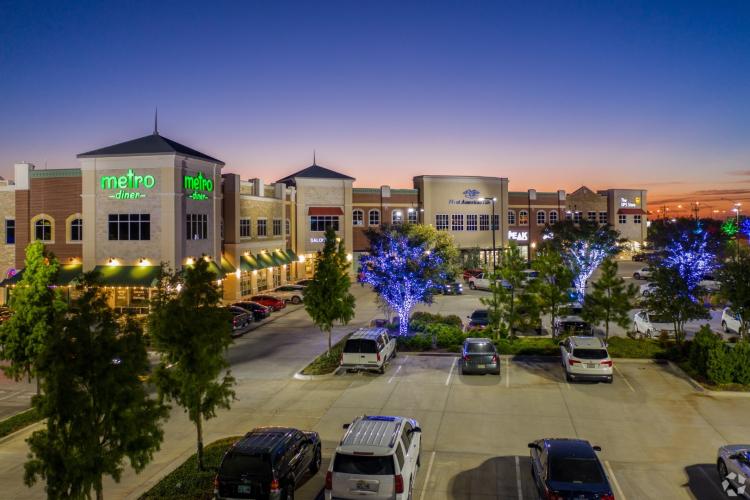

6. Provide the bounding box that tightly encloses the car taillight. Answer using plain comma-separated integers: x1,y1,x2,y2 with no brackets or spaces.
492,354,498,363
270,478,280,493
463,354,470,361
568,359,580,366
394,474,404,494
600,494,615,500
325,471,332,490
600,360,613,367
376,352,381,362
544,490,562,500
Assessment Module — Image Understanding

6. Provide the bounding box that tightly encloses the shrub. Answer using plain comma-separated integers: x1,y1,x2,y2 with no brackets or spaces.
706,343,733,385
731,341,750,385
409,312,463,333
425,323,465,348
397,334,433,351
689,325,721,377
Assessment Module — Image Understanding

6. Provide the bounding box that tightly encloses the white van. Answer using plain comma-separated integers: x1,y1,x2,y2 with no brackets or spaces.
340,328,396,374
325,415,421,500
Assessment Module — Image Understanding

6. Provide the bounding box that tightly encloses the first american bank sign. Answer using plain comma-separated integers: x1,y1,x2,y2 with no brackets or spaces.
448,189,491,205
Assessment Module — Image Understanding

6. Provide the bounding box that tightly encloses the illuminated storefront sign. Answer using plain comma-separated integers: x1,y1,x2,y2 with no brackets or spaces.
184,171,213,201
508,230,528,241
100,169,156,199
310,237,325,243
448,188,492,205
620,196,641,208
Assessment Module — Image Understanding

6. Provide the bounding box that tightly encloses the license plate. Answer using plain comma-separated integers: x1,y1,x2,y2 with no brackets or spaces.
586,363,596,368
477,364,486,368
355,480,376,491
237,485,252,494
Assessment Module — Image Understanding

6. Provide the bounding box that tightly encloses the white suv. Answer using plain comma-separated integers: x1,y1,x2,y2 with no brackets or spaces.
340,328,397,374
559,336,613,383
325,415,421,500
722,307,744,334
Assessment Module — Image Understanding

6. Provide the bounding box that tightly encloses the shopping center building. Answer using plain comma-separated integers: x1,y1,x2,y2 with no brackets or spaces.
0,128,648,308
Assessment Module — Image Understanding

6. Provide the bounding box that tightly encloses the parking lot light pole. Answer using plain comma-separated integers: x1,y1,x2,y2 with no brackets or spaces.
483,197,497,270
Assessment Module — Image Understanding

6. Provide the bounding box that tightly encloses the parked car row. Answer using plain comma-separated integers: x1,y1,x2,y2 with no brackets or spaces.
224,282,309,336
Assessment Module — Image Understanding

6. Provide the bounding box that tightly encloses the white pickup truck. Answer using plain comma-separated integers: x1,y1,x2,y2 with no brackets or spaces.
340,328,397,374
468,273,512,291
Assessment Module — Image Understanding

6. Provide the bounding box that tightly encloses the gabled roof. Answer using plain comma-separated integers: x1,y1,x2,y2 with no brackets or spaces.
276,164,354,186
77,133,224,165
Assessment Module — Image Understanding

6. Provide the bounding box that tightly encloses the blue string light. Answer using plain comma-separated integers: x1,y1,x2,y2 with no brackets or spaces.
359,232,445,336
663,231,716,296
564,239,613,302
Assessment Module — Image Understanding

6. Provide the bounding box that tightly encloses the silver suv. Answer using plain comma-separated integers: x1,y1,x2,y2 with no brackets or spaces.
325,415,422,500
559,336,613,383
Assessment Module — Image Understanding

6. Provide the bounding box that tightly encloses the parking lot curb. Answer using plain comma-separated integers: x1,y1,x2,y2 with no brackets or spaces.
293,367,341,381
666,361,750,397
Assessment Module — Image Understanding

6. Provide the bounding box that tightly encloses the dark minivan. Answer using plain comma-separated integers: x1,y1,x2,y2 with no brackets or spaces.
215,427,321,500
528,438,614,500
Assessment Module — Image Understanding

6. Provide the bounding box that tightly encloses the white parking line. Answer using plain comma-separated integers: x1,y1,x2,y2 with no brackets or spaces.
445,358,457,386
418,451,436,500
515,455,523,499
604,460,627,500
614,366,636,393
387,364,402,384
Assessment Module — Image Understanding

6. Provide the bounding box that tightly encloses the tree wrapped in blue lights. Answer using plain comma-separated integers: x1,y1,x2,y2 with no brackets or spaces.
741,218,750,240
360,230,445,336
662,230,716,294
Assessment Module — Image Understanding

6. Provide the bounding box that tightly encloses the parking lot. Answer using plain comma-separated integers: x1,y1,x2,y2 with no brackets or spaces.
282,354,744,499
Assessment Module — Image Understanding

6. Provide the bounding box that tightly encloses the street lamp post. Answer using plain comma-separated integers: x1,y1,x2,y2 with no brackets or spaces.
483,197,497,270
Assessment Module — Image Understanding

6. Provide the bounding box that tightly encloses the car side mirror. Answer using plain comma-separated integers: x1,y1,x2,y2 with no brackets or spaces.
342,423,350,429
593,445,602,452
528,443,540,450
558,341,564,347
408,426,422,434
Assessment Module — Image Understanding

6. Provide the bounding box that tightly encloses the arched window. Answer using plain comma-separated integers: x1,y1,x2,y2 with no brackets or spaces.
549,210,558,224
507,210,516,225
392,210,403,224
519,210,529,225
368,209,380,226
70,218,83,241
352,209,364,226
35,218,52,242
536,211,546,225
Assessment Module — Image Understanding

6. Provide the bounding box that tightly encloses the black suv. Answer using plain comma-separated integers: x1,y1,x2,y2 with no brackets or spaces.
234,301,272,322
214,427,321,500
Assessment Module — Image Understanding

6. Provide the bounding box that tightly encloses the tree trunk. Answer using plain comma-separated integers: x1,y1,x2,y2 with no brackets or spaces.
95,475,103,500
328,329,332,354
398,310,409,336
196,414,204,471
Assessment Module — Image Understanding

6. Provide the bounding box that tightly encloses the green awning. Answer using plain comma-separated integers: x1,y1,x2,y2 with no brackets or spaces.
2,264,83,286
207,261,224,279
92,266,161,287
284,249,299,262
239,254,260,272
221,257,236,274
272,250,291,265
256,253,275,268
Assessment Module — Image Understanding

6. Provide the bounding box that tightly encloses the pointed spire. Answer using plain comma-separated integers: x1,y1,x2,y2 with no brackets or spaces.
153,107,159,135
313,149,317,166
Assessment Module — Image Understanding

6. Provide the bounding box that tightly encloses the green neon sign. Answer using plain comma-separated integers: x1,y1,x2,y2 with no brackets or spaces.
184,171,213,201
100,169,156,200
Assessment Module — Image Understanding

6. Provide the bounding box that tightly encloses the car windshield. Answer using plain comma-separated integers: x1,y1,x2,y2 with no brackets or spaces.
333,453,395,475
471,311,488,319
649,313,672,323
467,342,494,353
549,457,604,483
220,452,271,477
344,339,378,354
572,348,608,360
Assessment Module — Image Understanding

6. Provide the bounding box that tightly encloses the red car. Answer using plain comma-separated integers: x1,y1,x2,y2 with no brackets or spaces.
250,295,286,311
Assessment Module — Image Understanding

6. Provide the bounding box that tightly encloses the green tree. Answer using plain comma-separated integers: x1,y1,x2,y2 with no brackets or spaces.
0,241,64,390
730,341,750,385
528,250,573,334
401,223,461,282
304,227,356,353
582,259,638,338
718,253,750,339
480,269,509,339
149,258,235,470
643,265,709,343
706,343,733,385
25,274,167,500
480,243,529,336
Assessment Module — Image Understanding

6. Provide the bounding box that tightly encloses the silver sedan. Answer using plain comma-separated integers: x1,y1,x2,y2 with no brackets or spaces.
718,444,750,498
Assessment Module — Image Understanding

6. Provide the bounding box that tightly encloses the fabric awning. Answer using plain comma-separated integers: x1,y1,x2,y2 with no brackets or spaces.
308,207,344,216
284,249,299,262
272,250,291,265
182,260,225,280
240,254,261,271
617,208,646,215
1,264,83,287
256,252,276,268
93,266,161,287
220,257,236,274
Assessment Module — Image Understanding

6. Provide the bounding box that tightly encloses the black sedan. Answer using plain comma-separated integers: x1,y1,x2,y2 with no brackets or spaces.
233,301,272,322
529,438,614,500
226,306,253,336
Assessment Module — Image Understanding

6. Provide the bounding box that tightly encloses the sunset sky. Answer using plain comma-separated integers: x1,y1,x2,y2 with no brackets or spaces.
1,1,748,216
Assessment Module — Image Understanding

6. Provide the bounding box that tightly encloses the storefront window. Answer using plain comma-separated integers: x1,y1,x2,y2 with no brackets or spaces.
435,214,448,230
368,210,380,226
309,215,339,231
479,214,489,231
257,271,268,291
108,214,150,240
35,218,52,242
285,265,291,282
240,218,251,237
519,210,529,225
240,274,252,296
186,213,208,240
273,268,281,288
353,210,364,226
466,214,477,231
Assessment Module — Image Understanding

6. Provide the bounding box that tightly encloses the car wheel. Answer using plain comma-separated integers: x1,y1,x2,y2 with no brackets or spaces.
634,273,640,279
291,296,301,304
723,321,729,333
606,376,613,384
379,364,385,374
565,370,573,382
309,446,321,474
718,459,729,482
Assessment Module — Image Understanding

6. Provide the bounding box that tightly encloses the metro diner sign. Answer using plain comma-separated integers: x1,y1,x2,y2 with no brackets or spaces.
100,169,156,199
